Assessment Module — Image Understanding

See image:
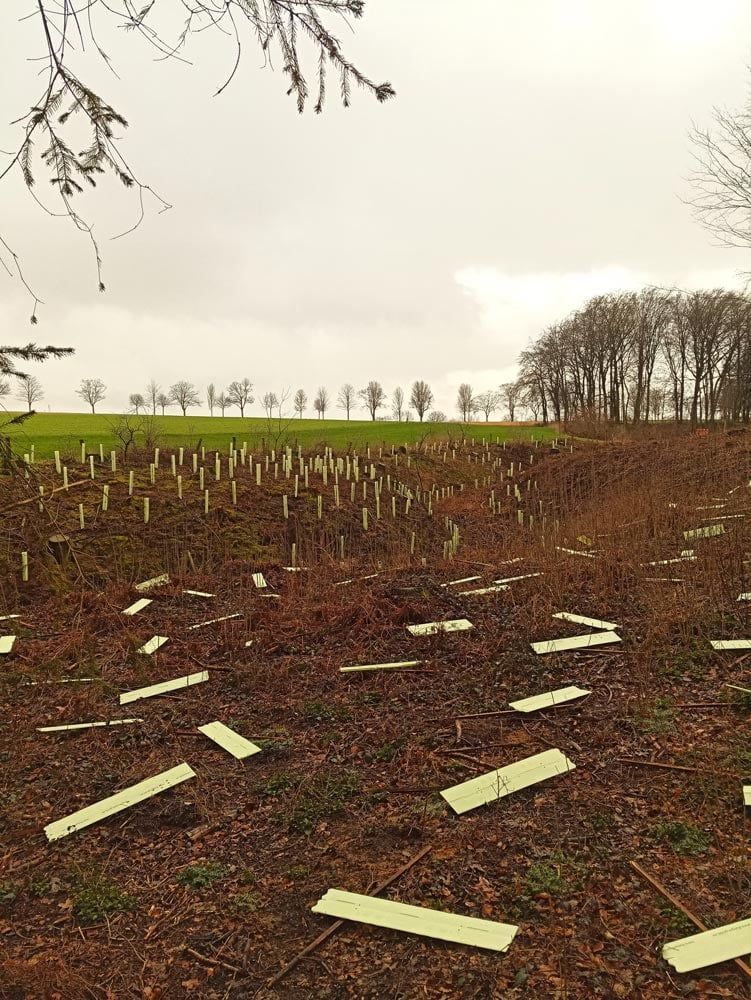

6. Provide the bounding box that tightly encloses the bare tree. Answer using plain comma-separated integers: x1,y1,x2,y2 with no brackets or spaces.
206,383,217,416
145,379,160,416
262,392,279,418
359,381,385,420
3,4,394,319
428,410,446,422
77,378,107,413
410,380,434,422
499,382,522,421
156,392,171,416
392,386,405,421
337,383,356,419
456,383,475,421
314,386,330,419
475,389,502,421
108,414,141,460
129,392,146,414
16,375,43,412
169,381,200,416
227,378,254,417
0,380,10,400
689,96,751,248
294,388,308,418
216,391,230,416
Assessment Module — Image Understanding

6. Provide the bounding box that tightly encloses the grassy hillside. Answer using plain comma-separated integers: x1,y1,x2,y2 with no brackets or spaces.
2,411,556,459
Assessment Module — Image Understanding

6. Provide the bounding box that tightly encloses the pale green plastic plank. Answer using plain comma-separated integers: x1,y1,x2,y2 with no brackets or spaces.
37,718,143,733
22,678,98,686
197,721,261,759
122,598,152,616
0,635,17,654
441,748,575,815
662,917,751,973
492,573,543,585
407,619,474,636
509,686,591,713
743,786,750,807
0,614,21,621
251,572,267,589
138,635,169,655
710,639,751,651
184,589,215,598
187,613,241,631
312,889,518,952
642,556,696,566
340,660,422,673
737,593,751,602
552,612,618,631
683,524,725,541
119,670,209,704
726,683,751,695
458,585,509,596
44,762,195,841
531,631,621,655
333,573,379,587
440,576,482,588
556,546,596,559
135,573,170,592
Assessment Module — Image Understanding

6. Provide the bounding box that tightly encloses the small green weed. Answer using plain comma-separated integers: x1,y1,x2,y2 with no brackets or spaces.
302,699,350,724
287,864,310,879
288,771,360,835
256,773,294,797
177,861,229,890
232,891,261,914
659,902,695,935
652,821,710,856
638,696,676,734
73,875,135,924
590,810,616,832
524,861,566,896
365,740,402,764
0,883,19,904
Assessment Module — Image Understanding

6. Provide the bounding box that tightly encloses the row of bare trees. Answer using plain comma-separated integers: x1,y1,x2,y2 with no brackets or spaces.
129,379,254,417
454,383,522,422
290,380,443,422
125,379,446,422
516,287,751,427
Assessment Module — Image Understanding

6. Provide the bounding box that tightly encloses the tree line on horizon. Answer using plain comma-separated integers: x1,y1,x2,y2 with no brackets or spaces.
516,286,751,427
42,378,523,424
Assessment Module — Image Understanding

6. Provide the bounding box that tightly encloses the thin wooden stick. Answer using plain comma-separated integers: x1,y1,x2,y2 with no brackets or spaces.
617,758,741,779
265,844,432,990
628,860,751,983
0,477,94,512
184,946,241,975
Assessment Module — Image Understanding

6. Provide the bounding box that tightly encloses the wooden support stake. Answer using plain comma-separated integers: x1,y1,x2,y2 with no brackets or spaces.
266,845,432,990
629,860,751,983
21,551,28,582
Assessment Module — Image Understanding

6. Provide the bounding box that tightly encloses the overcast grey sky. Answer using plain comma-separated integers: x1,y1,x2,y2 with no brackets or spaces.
2,0,751,416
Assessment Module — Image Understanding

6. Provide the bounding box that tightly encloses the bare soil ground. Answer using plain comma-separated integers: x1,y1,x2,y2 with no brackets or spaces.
0,433,749,999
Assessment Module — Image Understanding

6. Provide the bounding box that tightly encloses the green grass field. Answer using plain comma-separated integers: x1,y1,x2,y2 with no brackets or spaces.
1,411,557,460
